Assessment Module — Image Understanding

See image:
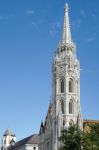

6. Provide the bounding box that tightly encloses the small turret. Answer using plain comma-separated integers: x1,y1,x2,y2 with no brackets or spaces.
2,128,16,150
39,121,45,135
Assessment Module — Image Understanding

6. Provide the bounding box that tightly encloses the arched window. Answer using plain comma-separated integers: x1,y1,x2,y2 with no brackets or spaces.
69,119,74,126
69,99,74,114
60,79,64,93
77,81,79,93
4,139,6,145
61,100,64,114
69,78,74,93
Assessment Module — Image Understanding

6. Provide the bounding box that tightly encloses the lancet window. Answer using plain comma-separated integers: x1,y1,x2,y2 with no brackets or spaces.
60,79,65,93
69,78,74,93
61,100,64,114
69,99,74,114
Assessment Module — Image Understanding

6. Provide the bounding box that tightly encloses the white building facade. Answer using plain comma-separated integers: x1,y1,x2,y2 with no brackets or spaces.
1,129,39,150
39,3,83,150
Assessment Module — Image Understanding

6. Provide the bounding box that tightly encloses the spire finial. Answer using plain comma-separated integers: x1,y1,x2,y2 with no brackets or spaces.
64,3,69,13
62,3,72,45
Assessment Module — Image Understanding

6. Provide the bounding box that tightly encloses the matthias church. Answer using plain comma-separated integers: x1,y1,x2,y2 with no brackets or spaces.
39,3,83,150
1,3,97,150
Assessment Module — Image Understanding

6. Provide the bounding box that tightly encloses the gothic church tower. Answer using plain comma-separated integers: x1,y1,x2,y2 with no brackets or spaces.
38,3,83,150
52,3,83,150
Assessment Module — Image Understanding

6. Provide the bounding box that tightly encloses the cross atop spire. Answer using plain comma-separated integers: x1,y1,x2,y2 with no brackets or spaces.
62,3,72,45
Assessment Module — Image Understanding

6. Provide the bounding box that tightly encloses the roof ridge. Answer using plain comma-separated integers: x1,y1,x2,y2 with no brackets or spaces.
15,134,39,147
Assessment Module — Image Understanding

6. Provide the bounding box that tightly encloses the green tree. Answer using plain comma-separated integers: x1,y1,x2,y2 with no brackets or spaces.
83,124,99,150
59,124,99,150
59,125,83,150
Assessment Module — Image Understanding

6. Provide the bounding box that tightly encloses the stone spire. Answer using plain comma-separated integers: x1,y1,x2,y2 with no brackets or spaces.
3,128,15,136
62,3,72,45
2,128,16,150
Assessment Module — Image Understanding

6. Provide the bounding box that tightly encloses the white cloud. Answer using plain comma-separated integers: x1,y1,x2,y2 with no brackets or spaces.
72,9,85,31
80,9,86,17
0,15,15,20
92,13,98,21
26,10,35,15
86,36,96,42
72,19,82,30
32,20,43,31
49,22,60,37
50,22,60,29
49,30,58,38
78,19,82,25
32,22,39,31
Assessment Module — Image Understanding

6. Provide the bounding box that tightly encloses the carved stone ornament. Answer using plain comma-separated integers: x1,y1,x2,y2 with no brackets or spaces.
55,65,66,78
56,95,65,101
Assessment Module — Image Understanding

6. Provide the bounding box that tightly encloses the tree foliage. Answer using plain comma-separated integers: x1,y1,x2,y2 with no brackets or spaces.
59,123,99,150
83,124,99,150
59,125,83,150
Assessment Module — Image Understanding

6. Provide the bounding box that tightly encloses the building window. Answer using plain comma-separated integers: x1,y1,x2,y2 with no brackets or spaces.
61,100,64,114
60,79,64,93
77,81,79,93
69,78,74,93
4,139,6,145
69,99,74,114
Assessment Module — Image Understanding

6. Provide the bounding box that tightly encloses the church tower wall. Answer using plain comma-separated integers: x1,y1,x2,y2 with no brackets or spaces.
52,3,83,150
39,3,83,150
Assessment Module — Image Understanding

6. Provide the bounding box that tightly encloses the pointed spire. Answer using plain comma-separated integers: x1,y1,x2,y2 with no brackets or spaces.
64,3,69,13
62,3,72,45
3,128,15,136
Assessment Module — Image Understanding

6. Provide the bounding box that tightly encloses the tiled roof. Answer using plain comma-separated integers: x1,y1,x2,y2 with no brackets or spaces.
83,119,99,123
14,134,39,147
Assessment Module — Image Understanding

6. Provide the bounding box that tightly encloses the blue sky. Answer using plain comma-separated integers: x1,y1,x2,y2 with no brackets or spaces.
0,0,99,144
